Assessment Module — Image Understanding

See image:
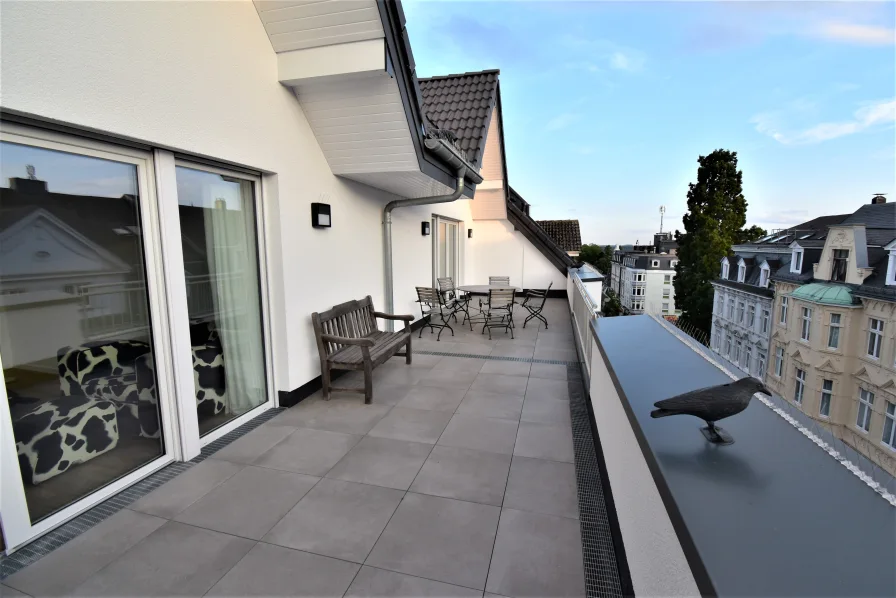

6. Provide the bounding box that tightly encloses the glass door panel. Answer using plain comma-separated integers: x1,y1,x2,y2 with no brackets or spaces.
174,166,267,437
0,141,164,523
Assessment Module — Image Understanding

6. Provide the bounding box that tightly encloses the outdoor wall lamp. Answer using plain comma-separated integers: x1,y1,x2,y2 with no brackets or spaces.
421,221,430,236
311,202,331,228
468,228,473,238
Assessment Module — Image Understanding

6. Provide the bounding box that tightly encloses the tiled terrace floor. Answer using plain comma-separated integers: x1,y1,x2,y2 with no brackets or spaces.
3,300,587,598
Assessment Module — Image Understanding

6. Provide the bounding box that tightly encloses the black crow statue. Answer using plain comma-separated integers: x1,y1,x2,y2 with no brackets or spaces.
651,377,772,445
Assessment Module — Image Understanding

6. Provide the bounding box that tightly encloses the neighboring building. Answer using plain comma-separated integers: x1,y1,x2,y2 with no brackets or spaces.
610,233,679,315
765,197,896,476
710,214,847,377
535,219,581,258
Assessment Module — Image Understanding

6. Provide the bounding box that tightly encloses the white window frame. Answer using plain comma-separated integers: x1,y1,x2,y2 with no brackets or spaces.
721,259,730,279
780,296,789,325
883,402,896,450
827,313,841,350
794,368,805,403
725,334,732,356
738,264,746,282
857,389,874,432
432,214,462,289
761,309,770,334
747,305,756,328
758,350,767,376
733,339,742,363
791,249,803,273
867,318,883,359
736,301,745,324
651,259,660,268
800,306,812,341
886,247,896,286
759,265,770,288
744,344,752,371
663,288,670,299
664,274,671,284
728,298,735,319
671,260,678,268
662,302,670,313
775,346,784,377
820,380,833,418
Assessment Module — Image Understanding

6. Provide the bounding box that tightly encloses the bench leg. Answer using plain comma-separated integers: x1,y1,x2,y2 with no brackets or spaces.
322,363,332,401
406,336,412,365
363,361,373,404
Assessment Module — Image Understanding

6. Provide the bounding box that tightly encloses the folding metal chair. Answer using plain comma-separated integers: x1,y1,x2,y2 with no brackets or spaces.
521,282,552,328
489,276,510,285
438,277,473,330
415,286,455,340
481,287,515,339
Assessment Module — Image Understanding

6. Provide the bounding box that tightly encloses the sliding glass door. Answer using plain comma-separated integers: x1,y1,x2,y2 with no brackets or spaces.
174,165,268,437
433,216,460,285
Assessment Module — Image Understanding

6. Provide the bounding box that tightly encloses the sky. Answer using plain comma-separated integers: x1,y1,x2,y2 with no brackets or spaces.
402,0,896,245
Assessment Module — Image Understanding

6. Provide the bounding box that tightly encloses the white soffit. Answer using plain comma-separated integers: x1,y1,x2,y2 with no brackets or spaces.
253,0,384,52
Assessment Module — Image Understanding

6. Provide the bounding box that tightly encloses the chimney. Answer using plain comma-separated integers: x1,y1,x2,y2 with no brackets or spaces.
9,177,48,194
871,194,886,204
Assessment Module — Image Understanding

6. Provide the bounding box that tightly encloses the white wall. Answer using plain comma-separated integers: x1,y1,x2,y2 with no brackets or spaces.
469,220,566,291
0,1,451,392
643,269,676,315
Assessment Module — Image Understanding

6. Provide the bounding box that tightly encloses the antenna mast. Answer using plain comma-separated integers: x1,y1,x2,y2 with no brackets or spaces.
659,205,666,234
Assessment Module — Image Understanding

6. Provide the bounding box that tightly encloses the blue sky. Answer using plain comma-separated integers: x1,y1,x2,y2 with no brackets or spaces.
403,1,896,245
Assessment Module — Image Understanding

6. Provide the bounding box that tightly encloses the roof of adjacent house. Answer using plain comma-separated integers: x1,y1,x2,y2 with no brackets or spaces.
418,70,500,168
790,282,858,306
841,201,896,229
507,187,577,274
535,220,582,252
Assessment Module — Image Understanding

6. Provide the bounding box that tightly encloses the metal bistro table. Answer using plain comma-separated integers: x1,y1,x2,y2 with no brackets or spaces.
456,284,522,329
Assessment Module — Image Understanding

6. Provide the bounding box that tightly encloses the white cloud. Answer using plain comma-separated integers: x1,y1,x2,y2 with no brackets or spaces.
545,113,580,132
813,22,896,46
609,51,644,72
751,98,896,145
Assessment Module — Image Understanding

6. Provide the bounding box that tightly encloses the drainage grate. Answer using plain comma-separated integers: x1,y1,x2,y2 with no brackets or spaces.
417,349,577,365
567,363,625,598
0,407,284,579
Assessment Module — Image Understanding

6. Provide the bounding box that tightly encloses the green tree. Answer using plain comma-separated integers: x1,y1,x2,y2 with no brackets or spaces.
673,149,748,335
734,225,768,244
602,289,623,317
580,243,611,275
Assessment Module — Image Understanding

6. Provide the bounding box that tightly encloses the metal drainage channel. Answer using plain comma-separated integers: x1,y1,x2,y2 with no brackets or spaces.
0,407,284,579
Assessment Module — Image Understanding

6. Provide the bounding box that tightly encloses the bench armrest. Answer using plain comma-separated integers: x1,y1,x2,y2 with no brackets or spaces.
373,311,414,322
321,334,374,347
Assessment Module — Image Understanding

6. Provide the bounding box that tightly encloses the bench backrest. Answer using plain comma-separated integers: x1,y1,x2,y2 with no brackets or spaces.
311,296,378,357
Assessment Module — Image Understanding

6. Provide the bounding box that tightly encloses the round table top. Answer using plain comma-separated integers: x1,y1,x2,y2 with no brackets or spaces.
457,284,521,293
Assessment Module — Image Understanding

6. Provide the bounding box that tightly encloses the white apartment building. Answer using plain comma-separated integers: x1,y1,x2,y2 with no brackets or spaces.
610,236,678,315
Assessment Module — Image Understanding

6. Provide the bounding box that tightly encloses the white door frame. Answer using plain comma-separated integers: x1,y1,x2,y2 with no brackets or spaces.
0,125,178,551
432,214,462,289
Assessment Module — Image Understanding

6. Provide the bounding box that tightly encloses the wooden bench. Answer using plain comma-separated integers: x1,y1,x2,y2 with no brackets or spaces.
312,296,414,404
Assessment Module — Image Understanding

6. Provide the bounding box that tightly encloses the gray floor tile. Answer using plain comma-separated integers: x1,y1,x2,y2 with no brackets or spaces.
419,368,478,388
470,373,528,396
431,356,486,373
376,366,431,386
367,407,453,444
207,542,359,597
385,353,443,369
449,343,493,356
513,422,574,463
529,363,568,381
397,385,466,412
496,336,536,347
504,457,579,519
521,395,571,425
415,340,459,353
486,509,585,598
326,436,432,490
438,414,518,455
4,509,167,597
366,493,500,590
370,384,415,406
211,423,296,464
409,445,511,506
524,377,570,401
480,360,531,378
129,459,244,518
175,465,318,539
1,586,32,598
253,427,361,476
70,521,254,597
271,398,391,435
345,566,481,598
488,345,534,359
456,389,524,421
532,348,578,362
264,478,403,563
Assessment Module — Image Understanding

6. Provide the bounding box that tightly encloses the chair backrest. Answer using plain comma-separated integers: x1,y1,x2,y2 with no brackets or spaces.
437,277,456,292
488,287,515,309
489,276,510,285
527,282,552,309
416,286,439,307
311,296,378,357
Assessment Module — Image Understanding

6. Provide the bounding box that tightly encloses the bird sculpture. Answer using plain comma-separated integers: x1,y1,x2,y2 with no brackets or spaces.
650,377,772,445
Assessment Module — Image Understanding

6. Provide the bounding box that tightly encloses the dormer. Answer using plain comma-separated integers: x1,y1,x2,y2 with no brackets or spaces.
721,257,730,279
886,239,896,286
758,260,771,288
789,241,804,274
736,258,747,282
815,225,872,284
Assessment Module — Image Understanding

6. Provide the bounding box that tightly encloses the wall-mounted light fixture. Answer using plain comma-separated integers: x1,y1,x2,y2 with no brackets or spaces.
468,228,473,239
421,221,431,236
311,202,331,228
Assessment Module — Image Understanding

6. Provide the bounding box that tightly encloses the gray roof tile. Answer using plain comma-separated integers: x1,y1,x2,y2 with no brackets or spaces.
535,220,582,252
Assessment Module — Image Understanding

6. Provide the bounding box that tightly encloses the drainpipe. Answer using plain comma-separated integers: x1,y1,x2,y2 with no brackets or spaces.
382,138,482,330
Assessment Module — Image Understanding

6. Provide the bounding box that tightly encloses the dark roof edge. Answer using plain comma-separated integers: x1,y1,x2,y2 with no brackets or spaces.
711,279,774,298
418,68,501,81
853,286,896,302
507,187,576,274
376,0,478,195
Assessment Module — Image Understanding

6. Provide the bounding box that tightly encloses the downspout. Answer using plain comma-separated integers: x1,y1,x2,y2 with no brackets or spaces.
382,138,481,330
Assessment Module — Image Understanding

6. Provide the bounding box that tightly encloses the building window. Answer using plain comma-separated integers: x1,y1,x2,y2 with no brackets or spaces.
832,249,848,282
887,251,896,286
737,264,746,282
634,272,645,282
758,351,767,376
747,305,755,328
633,287,645,296
662,302,670,313
883,402,896,450
761,309,770,333
725,335,732,356
651,259,660,268
712,330,719,350
792,249,803,273
744,345,752,371
728,298,735,319
867,318,883,359
780,296,788,325
828,313,841,349
857,389,874,432
671,260,678,268
774,346,784,377
664,274,671,284
759,266,770,288
632,300,643,311
800,306,812,341
734,340,742,363
721,260,729,279
820,380,833,417
737,301,745,323
663,289,670,299
794,368,805,403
